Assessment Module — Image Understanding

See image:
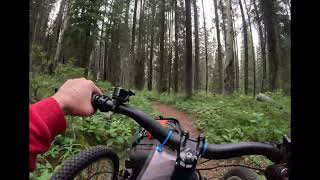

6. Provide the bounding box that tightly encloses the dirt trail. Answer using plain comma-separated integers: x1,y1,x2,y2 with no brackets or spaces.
153,102,199,138
152,102,248,180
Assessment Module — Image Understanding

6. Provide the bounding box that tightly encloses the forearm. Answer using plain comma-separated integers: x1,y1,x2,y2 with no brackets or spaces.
29,97,67,171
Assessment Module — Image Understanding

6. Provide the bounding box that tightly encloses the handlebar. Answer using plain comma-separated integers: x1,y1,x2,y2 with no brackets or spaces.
92,94,181,149
114,102,181,149
204,142,282,162
92,94,285,163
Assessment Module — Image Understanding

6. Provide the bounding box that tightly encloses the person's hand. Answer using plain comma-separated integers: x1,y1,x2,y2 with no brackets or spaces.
52,78,102,116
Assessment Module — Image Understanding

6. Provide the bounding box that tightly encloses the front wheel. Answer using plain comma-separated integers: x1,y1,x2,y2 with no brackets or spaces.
51,146,119,180
222,167,259,180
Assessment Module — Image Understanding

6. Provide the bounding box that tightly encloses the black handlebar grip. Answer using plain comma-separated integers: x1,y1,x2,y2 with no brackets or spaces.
92,94,100,110
91,94,113,112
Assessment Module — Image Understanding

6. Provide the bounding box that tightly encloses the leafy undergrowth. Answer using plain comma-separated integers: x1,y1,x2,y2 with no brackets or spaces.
146,91,290,143
144,90,290,169
29,63,155,179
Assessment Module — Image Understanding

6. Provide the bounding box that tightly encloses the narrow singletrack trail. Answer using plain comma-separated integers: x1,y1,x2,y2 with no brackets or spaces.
152,102,254,180
153,102,199,138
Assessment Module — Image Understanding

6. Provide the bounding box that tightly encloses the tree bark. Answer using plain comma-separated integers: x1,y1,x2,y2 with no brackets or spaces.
192,0,200,91
109,20,121,85
219,0,227,55
38,0,53,46
239,0,249,95
134,0,146,90
103,0,114,81
129,0,139,87
173,0,179,93
158,0,166,93
120,0,131,87
50,0,67,60
168,6,174,94
97,5,106,80
32,0,46,44
201,0,209,93
244,0,256,96
252,0,267,92
185,0,193,98
148,2,156,91
103,33,109,81
213,0,223,94
53,0,71,69
233,16,239,92
260,0,278,91
223,0,235,95
30,0,43,44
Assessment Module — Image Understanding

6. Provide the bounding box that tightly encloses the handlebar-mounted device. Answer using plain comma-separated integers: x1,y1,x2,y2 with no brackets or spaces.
92,87,135,111
112,87,135,104
112,87,135,110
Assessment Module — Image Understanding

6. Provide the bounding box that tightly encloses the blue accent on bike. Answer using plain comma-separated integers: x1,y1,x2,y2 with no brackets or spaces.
202,142,208,155
156,130,173,152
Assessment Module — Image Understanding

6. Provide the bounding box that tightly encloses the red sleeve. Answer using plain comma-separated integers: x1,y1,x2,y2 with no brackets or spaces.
29,97,67,172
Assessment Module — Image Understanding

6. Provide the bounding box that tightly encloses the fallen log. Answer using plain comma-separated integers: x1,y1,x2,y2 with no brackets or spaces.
256,93,276,103
256,93,283,109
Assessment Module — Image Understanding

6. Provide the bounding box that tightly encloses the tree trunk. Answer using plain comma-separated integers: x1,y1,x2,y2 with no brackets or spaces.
98,5,106,80
192,0,200,91
109,20,121,85
252,38,256,95
168,6,174,94
124,0,131,31
178,0,186,92
173,0,179,93
233,17,239,92
103,26,110,81
50,0,67,61
32,0,45,44
120,0,131,87
30,0,43,44
239,0,249,95
53,0,71,70
252,0,267,92
185,0,193,98
219,0,227,55
243,0,256,96
260,0,278,91
103,0,114,81
201,0,208,93
108,0,125,85
224,0,235,95
38,0,53,46
148,2,156,91
213,0,223,93
134,0,146,90
130,0,139,87
158,0,166,93
88,49,96,79
103,35,109,81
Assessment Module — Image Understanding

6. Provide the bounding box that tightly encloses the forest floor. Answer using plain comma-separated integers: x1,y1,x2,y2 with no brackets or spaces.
153,102,260,180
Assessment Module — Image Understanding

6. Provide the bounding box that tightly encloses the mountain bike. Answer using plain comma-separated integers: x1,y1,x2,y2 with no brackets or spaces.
51,87,291,180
